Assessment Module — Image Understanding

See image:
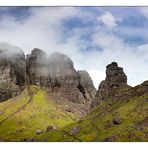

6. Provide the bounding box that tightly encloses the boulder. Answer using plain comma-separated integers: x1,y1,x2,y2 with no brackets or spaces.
113,116,122,125
35,129,43,135
70,126,80,135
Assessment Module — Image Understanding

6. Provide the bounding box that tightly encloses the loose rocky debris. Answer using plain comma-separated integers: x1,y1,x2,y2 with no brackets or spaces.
135,117,148,131
20,138,36,142
103,134,120,142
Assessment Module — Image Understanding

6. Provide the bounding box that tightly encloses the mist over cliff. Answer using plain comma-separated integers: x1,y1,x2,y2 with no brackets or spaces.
0,43,97,116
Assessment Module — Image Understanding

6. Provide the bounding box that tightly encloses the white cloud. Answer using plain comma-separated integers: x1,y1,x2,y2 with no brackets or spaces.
98,11,117,28
0,7,79,54
91,31,123,49
0,7,147,89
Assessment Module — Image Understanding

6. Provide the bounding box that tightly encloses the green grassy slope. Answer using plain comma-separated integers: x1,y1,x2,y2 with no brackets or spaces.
38,93,148,142
0,86,77,141
0,86,147,142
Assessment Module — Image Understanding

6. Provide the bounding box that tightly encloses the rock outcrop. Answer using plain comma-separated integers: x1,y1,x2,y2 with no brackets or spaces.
119,80,148,99
0,43,26,102
92,62,130,107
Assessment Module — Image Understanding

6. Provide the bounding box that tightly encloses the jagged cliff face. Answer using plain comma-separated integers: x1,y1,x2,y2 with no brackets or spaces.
0,43,26,102
0,45,96,116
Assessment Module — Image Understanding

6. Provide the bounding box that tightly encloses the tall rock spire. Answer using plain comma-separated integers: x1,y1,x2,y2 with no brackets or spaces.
91,62,130,107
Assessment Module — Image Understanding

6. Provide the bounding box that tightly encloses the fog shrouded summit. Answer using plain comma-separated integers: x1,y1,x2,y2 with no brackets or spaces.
0,43,25,58
0,43,26,101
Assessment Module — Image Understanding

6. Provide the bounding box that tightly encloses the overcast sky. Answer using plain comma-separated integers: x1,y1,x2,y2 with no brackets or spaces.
0,7,148,88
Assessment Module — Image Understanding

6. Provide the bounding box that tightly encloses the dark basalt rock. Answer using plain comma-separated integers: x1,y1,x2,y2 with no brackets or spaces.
113,116,122,125
0,43,26,102
106,62,127,85
92,62,130,107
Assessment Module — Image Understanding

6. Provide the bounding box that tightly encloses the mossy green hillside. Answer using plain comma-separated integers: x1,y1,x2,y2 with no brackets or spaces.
38,93,148,142
0,86,77,141
0,86,147,142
